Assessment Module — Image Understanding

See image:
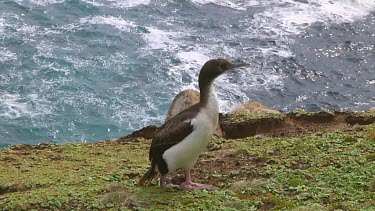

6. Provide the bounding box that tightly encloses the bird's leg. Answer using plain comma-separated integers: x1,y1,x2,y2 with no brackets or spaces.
179,169,218,190
160,174,178,189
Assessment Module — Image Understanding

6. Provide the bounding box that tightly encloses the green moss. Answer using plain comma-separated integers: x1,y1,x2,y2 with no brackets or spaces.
288,178,306,187
369,179,375,192
0,140,150,210
1,125,375,210
290,110,310,117
222,112,285,124
227,126,375,210
343,135,357,143
366,154,375,162
368,127,375,142
351,110,375,118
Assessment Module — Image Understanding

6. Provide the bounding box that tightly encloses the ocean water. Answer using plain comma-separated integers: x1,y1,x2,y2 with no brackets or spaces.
0,0,374,147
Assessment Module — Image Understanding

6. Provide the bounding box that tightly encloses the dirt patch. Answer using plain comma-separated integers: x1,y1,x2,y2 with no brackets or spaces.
167,149,272,187
164,148,284,210
0,185,31,195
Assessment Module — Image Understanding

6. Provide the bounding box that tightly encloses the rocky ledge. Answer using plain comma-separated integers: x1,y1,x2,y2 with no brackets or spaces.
122,108,375,140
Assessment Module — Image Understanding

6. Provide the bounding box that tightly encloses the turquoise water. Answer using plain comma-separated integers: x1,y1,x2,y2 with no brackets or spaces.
1,0,374,146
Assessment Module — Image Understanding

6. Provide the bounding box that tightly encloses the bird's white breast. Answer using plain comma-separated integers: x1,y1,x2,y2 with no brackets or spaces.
162,87,219,172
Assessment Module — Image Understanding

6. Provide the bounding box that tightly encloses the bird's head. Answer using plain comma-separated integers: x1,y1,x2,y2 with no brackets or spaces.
198,59,248,89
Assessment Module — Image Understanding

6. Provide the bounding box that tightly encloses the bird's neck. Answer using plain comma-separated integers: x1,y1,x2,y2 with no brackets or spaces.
199,81,219,112
198,81,219,130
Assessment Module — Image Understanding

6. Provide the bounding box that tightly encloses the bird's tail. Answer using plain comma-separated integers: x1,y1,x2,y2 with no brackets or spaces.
138,167,158,186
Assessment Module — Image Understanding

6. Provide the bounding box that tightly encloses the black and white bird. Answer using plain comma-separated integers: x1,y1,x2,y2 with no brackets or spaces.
138,59,248,190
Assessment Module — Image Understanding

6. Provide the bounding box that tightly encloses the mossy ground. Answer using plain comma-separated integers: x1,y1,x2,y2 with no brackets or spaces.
222,113,286,125
1,126,375,210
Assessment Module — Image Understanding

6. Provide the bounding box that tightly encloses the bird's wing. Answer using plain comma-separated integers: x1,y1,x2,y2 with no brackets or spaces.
149,104,200,161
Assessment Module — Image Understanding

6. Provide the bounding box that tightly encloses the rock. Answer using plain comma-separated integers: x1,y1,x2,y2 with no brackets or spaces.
345,111,375,125
165,89,223,136
36,142,56,150
221,102,282,139
165,89,200,122
288,110,335,123
220,114,284,139
10,144,32,151
231,102,280,115
368,107,375,112
119,125,158,141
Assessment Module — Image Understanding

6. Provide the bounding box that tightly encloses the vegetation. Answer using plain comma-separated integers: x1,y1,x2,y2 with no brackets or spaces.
221,112,285,125
0,122,374,210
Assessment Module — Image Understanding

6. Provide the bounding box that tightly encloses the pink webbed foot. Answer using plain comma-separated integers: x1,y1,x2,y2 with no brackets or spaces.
179,181,218,190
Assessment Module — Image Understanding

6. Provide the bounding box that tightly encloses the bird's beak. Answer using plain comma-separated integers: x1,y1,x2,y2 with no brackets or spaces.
228,62,249,70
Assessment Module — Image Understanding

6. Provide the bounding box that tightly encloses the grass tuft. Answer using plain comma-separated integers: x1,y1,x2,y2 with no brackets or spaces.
367,127,375,142
369,178,375,192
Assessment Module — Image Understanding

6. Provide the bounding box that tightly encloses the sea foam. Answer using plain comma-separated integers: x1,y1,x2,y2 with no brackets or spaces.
0,17,5,34
142,27,184,50
190,0,250,10
109,0,151,8
0,47,17,62
79,16,136,32
13,0,65,6
254,0,375,35
0,93,52,119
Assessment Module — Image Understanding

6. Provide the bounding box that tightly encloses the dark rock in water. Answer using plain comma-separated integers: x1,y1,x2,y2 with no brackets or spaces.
165,89,200,122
